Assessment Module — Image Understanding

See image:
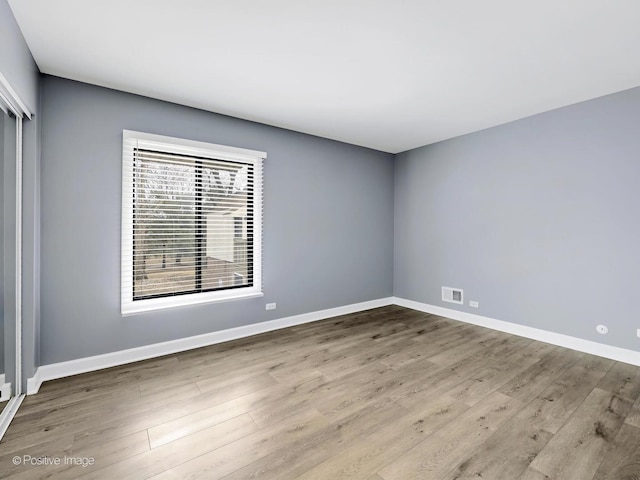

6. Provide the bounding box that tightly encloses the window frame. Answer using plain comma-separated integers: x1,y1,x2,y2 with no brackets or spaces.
121,130,265,315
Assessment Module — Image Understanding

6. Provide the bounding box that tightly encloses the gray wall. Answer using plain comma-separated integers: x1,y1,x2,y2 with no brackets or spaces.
40,75,394,365
0,0,40,385
394,86,640,351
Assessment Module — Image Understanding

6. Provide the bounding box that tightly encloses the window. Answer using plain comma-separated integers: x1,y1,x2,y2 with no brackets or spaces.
121,130,265,315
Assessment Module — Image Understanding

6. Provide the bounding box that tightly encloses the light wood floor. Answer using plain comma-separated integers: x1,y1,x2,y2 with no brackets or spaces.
2,305,640,479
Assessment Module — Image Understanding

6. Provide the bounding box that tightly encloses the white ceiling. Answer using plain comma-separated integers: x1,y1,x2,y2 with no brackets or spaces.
8,1,640,153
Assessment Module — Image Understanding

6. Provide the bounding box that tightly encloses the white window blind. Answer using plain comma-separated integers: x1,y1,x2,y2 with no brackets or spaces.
121,130,264,315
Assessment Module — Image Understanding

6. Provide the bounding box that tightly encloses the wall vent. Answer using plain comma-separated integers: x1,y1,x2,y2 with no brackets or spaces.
442,286,463,305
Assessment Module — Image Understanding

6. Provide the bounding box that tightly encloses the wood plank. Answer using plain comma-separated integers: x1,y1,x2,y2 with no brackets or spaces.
592,423,640,480
377,320,482,371
444,344,540,406
626,395,640,428
518,467,552,480
498,347,583,401
394,334,532,411
516,354,613,433
313,360,440,422
245,376,330,429
0,382,205,452
379,392,522,479
223,401,408,480
596,361,640,402
295,395,469,480
529,388,632,480
147,389,278,448
151,400,407,480
439,416,552,480
76,414,260,480
71,382,296,450
425,330,503,367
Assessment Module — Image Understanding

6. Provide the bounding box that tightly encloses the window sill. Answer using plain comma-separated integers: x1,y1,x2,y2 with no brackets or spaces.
122,290,264,316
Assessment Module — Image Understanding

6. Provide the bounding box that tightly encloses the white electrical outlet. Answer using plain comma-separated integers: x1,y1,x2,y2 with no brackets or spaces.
636,329,640,338
596,325,608,335
469,301,479,308
266,303,277,311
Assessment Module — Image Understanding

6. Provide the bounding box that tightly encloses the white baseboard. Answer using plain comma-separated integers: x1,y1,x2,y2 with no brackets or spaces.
27,297,394,394
27,369,41,396
393,297,640,367
0,374,11,402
